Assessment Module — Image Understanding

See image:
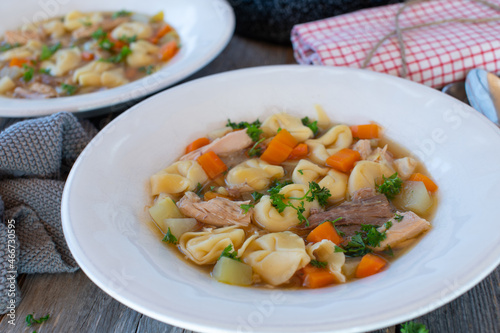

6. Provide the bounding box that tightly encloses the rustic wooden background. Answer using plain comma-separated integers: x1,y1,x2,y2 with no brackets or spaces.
0,35,498,333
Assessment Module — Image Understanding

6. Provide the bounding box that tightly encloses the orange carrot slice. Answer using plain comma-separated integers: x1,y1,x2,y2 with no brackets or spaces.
355,253,387,278
260,140,293,165
409,173,438,192
81,51,95,61
185,137,210,154
151,24,173,44
159,40,178,61
302,264,339,288
306,221,343,245
9,58,30,67
273,128,298,148
197,151,227,179
350,124,379,139
288,143,309,160
326,148,361,173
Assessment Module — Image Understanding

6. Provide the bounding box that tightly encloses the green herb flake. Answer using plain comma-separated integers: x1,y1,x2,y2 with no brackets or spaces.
384,221,393,230
39,68,51,75
240,204,254,213
219,244,241,262
139,65,155,75
310,259,327,268
386,244,394,257
251,191,264,201
226,119,262,142
26,313,50,327
40,42,61,61
394,213,404,222
61,83,78,96
112,10,132,19
329,217,346,237
99,38,115,51
308,181,331,207
298,169,304,175
334,245,346,253
301,116,319,135
91,27,107,40
376,172,403,199
22,64,35,81
101,46,132,63
0,43,20,52
194,183,203,197
400,321,429,333
342,234,371,257
361,224,387,248
119,34,137,44
162,227,178,244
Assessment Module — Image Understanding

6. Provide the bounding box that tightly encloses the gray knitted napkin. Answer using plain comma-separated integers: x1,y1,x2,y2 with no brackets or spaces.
0,112,97,313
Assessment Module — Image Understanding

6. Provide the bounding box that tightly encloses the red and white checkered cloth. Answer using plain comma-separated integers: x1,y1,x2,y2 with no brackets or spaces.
291,0,500,88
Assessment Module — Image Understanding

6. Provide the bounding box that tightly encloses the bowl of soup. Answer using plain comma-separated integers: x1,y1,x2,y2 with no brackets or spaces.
0,0,234,117
62,65,500,333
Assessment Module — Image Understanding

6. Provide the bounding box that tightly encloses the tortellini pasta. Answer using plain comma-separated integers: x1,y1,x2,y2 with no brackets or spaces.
150,160,208,196
64,11,103,31
0,77,15,94
313,104,331,130
101,68,129,88
0,40,42,61
306,240,346,283
261,113,313,142
41,48,81,77
347,160,395,195
127,40,160,68
179,226,245,265
292,159,347,203
111,22,153,40
73,61,115,86
226,159,284,191
306,125,353,165
253,184,320,232
241,232,310,286
43,20,66,38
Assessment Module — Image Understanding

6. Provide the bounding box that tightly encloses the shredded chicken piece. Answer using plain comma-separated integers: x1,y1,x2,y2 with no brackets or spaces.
367,145,394,166
4,30,42,44
177,191,252,227
394,157,418,180
373,211,431,251
352,139,372,159
13,83,57,99
180,130,253,160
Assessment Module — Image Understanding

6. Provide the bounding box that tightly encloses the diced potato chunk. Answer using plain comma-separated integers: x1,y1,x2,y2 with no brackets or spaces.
212,257,253,286
0,77,16,94
393,181,433,215
149,197,183,224
157,218,197,239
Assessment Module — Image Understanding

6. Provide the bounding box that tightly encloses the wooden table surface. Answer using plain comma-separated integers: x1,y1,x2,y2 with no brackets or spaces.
0,35,499,333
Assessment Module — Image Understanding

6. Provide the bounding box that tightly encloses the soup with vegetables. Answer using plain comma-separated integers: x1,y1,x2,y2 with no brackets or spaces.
148,107,438,289
0,9,179,98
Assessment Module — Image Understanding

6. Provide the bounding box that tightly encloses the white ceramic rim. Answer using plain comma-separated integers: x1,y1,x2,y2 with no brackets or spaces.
0,0,234,117
62,65,500,333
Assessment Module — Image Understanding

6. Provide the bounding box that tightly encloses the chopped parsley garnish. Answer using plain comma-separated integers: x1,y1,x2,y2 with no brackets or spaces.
335,245,346,253
226,119,262,142
112,10,132,19
61,83,78,96
384,221,393,230
0,43,20,52
80,19,92,27
210,186,216,191
219,244,241,262
247,137,265,157
99,38,115,51
139,65,155,75
301,116,319,135
162,227,178,244
119,35,137,43
91,27,107,40
240,204,254,213
251,191,264,201
341,224,387,257
386,244,394,257
22,64,34,81
376,172,403,199
194,182,203,197
269,181,331,226
26,313,50,327
394,213,404,222
39,68,51,75
101,46,132,63
40,42,61,61
268,180,293,196
329,217,346,237
298,169,304,175
310,260,327,268
400,321,429,333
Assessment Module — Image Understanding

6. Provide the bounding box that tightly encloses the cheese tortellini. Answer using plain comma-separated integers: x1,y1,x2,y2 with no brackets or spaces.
306,240,346,283
64,11,103,31
292,159,347,203
261,113,313,142
73,61,115,86
241,232,310,286
43,20,66,38
306,125,353,165
111,22,153,40
41,48,81,77
253,184,320,232
127,40,160,68
0,40,42,61
347,160,395,195
150,160,208,195
179,227,245,265
226,159,284,191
